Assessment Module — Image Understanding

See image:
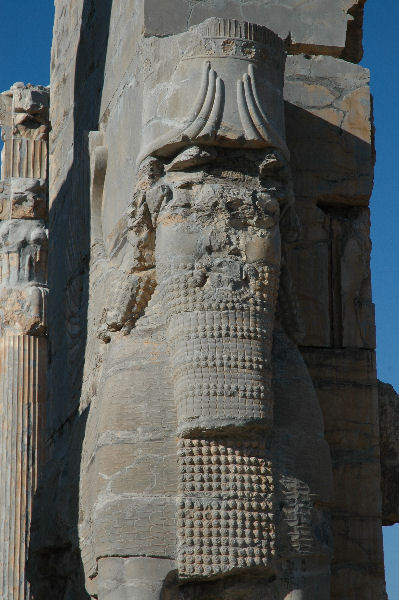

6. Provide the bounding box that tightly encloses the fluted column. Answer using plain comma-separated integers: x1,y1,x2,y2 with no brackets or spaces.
0,336,46,599
0,83,49,600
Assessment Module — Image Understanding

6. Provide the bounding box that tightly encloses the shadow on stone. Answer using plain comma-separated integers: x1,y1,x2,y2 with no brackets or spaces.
27,1,113,598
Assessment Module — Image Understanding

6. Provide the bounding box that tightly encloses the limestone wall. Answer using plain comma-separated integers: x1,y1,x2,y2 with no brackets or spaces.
25,1,388,599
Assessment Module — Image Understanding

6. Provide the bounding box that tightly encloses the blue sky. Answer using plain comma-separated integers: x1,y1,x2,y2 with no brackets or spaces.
362,2,399,598
0,0,397,597
0,1,53,90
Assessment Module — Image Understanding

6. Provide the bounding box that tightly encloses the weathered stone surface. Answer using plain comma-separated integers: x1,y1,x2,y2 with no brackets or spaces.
0,179,10,219
285,55,374,207
139,18,288,163
79,327,178,587
332,206,375,348
11,177,47,219
285,200,331,347
379,381,399,526
303,348,386,600
144,0,366,62
285,203,375,349
0,336,46,600
26,1,388,600
95,558,176,600
13,85,49,116
75,17,334,594
0,84,49,600
0,84,49,183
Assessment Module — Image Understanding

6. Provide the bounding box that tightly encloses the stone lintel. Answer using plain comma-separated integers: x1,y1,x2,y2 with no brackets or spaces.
143,0,367,63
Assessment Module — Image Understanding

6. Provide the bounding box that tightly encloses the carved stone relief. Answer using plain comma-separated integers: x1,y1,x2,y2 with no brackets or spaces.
80,18,333,599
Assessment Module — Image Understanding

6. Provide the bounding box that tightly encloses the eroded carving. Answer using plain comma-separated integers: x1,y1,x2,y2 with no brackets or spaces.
82,17,332,598
139,18,288,162
177,437,274,578
0,83,49,600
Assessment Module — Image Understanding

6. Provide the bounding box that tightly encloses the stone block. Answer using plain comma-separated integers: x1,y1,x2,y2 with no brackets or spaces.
379,381,399,525
95,557,175,600
143,0,366,62
78,328,178,580
302,347,385,600
89,496,177,559
287,203,374,349
331,516,386,600
12,85,49,116
11,177,47,219
323,205,375,349
0,219,47,293
285,55,374,207
335,207,375,348
0,93,12,128
0,286,47,337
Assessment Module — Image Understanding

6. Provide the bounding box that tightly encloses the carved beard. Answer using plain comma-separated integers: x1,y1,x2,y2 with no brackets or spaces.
155,174,282,579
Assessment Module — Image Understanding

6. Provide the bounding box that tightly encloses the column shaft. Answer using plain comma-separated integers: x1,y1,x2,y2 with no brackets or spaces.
0,336,46,600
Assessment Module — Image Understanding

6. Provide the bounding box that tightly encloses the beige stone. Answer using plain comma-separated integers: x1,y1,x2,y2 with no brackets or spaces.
285,55,374,206
0,336,47,600
25,2,390,600
144,0,366,61
0,84,49,600
11,178,47,219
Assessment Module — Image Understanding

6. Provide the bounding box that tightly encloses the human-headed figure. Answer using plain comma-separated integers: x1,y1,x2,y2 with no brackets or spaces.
81,19,332,600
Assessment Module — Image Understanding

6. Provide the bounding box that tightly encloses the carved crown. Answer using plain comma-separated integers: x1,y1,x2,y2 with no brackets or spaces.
139,18,288,162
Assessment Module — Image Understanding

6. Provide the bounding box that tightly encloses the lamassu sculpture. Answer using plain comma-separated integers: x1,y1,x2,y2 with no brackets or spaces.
78,19,333,600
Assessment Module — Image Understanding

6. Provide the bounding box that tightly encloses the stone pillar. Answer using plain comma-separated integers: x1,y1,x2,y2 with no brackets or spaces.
0,336,46,599
0,84,49,600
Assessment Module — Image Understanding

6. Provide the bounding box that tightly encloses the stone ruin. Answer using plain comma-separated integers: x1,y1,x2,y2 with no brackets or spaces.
0,1,396,599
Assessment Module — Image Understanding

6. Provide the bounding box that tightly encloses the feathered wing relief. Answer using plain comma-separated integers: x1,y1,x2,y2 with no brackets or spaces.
88,135,160,342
